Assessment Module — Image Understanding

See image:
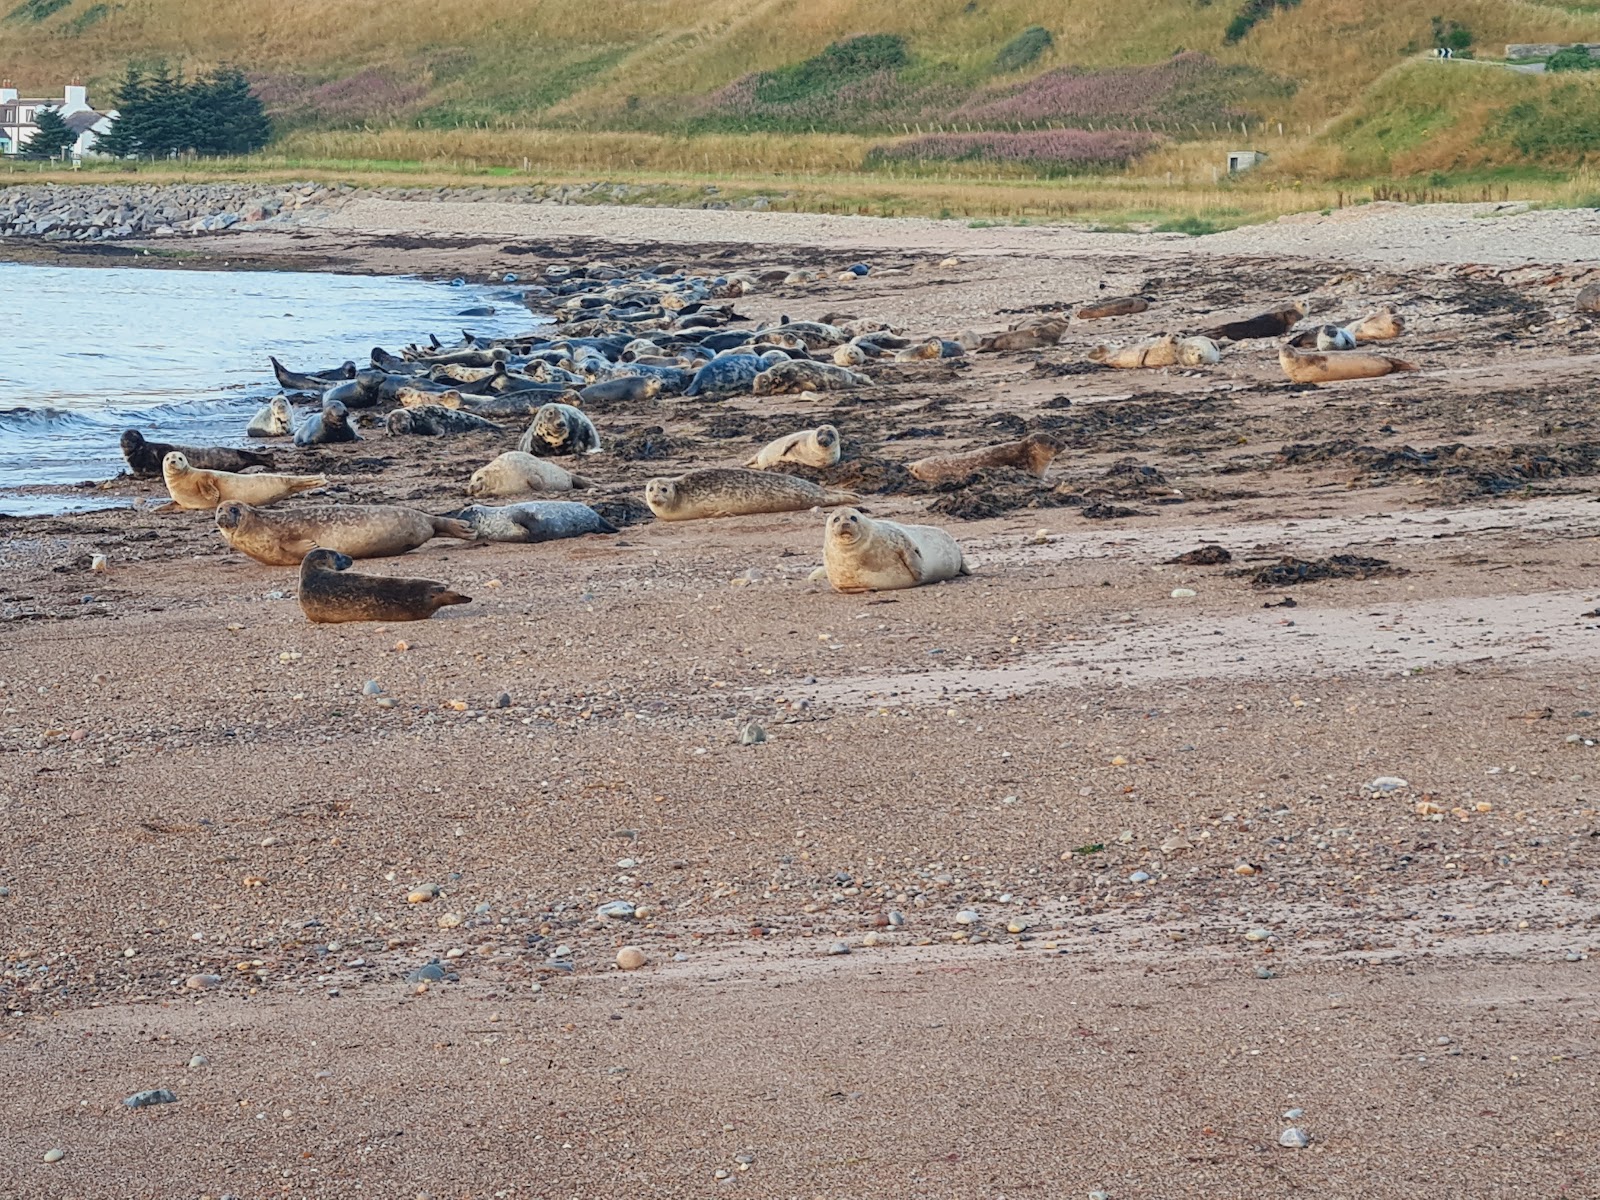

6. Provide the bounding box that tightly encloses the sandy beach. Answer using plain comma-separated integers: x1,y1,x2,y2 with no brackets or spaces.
1,200,1597,1198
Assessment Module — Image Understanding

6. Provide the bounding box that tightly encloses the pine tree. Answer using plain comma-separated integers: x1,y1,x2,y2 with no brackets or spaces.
20,107,76,160
201,66,270,154
93,63,147,157
90,59,273,159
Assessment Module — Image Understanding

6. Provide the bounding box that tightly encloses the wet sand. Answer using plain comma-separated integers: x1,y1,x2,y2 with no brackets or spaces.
1,204,1597,1198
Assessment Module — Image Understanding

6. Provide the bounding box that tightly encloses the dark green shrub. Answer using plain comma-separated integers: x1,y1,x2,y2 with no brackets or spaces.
994,26,1053,73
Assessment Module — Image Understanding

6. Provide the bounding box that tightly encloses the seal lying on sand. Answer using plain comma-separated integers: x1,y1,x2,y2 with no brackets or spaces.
1278,343,1418,384
297,548,470,624
121,430,273,478
751,360,871,395
518,403,603,456
246,395,294,438
294,399,360,447
468,451,596,497
578,376,662,406
1089,335,1219,369
1076,295,1150,320
456,501,617,543
1345,307,1405,342
746,425,841,470
1197,302,1305,342
822,508,971,592
978,317,1068,352
386,406,504,436
215,501,473,566
908,434,1062,484
645,468,858,521
162,452,325,510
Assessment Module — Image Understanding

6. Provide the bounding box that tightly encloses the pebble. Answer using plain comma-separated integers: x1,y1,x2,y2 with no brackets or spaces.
738,722,767,745
827,941,850,956
1255,967,1275,979
124,1088,178,1109
406,962,447,984
955,909,979,925
1283,1107,1305,1119
407,885,440,903
887,910,906,927
615,946,648,971
1007,919,1029,934
597,900,636,920
361,680,382,696
1244,928,1272,942
1170,588,1196,598
1128,871,1151,884
188,1054,208,1068
1566,951,1583,962
1089,1192,1110,1200
42,1148,65,1163
495,691,512,708
437,912,462,929
184,974,222,991
1278,1127,1310,1149
1366,775,1410,793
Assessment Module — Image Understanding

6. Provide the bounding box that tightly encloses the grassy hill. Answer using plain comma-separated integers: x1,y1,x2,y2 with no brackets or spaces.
5,0,1600,187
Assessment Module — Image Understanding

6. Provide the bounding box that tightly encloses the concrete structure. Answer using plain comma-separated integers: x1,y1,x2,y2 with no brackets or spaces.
0,82,115,157
1226,150,1266,174
1506,43,1600,60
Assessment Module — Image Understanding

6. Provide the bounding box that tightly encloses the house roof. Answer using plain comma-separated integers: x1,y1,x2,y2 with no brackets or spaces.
63,110,104,133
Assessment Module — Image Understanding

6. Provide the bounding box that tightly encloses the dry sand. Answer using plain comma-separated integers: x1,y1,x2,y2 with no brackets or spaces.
1,201,1598,1198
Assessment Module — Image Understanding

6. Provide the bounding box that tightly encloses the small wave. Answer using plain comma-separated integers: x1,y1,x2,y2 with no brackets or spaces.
0,397,258,437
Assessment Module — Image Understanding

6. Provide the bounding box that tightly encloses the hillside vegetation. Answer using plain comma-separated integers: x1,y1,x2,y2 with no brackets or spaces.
4,0,1600,182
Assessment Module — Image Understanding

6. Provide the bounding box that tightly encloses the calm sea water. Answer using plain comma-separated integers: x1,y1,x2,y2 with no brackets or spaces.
0,262,540,515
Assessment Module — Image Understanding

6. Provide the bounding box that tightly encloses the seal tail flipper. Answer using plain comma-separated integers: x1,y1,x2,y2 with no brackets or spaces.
288,475,328,495
569,472,597,490
821,488,862,506
1390,358,1420,372
431,588,471,609
431,516,476,540
591,509,620,534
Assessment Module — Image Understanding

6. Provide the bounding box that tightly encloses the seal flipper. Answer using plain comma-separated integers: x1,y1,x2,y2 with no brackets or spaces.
429,515,475,541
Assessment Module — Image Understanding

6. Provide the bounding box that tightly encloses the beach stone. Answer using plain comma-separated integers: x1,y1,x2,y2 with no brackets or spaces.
42,1148,65,1163
188,1054,208,1068
1366,775,1410,793
1129,871,1151,884
495,692,512,708
738,721,767,745
887,910,906,926
407,885,440,903
124,1089,178,1109
1245,928,1272,942
955,909,979,925
597,900,636,920
827,941,850,955
184,973,222,991
361,680,382,696
616,946,648,971
1278,1127,1310,1149
1283,1107,1305,1119
1255,967,1275,979
406,961,447,984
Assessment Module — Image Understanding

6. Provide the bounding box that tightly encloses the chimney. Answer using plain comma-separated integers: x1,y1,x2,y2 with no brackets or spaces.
0,81,17,106
63,81,88,113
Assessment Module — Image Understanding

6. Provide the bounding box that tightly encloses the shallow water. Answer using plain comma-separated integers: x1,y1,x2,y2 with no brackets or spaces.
0,262,539,515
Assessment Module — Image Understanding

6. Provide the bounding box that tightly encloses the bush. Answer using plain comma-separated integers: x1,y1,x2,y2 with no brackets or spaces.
994,26,1053,74
1431,17,1472,54
1547,45,1600,73
1223,0,1300,45
96,62,272,157
866,128,1158,176
754,34,910,106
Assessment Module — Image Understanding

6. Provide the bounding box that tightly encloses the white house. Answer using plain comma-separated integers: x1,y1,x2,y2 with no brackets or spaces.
0,82,116,157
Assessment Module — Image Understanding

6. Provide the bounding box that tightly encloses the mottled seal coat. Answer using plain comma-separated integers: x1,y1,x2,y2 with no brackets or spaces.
1197,302,1305,342
294,399,360,447
978,319,1067,352
518,403,602,456
1315,325,1357,351
746,425,841,470
645,468,859,521
297,548,470,624
684,354,771,397
751,360,871,395
1076,295,1150,320
1578,284,1600,315
386,406,504,436
162,452,325,510
822,508,971,593
121,430,273,478
215,501,473,566
456,501,618,543
1278,343,1418,384
578,376,662,406
908,434,1062,484
246,395,294,438
468,451,595,497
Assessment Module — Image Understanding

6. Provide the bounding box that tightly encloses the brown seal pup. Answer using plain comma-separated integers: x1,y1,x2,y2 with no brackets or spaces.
215,501,473,566
1076,295,1150,320
822,508,971,593
977,318,1068,352
644,468,858,521
121,430,273,478
1197,301,1306,342
468,451,596,497
1277,343,1418,384
746,425,841,470
297,549,470,624
908,434,1062,484
161,452,325,510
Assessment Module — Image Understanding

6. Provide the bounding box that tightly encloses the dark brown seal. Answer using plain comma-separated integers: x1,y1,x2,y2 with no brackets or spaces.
907,434,1063,484
120,429,273,478
1076,295,1151,320
1196,302,1306,342
297,549,471,624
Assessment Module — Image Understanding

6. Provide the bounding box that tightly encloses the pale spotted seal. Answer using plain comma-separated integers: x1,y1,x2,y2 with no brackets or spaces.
1277,343,1417,384
455,501,618,543
468,451,596,498
908,434,1062,484
294,399,360,447
297,549,471,624
751,360,871,395
822,508,971,592
386,406,504,437
121,430,273,479
215,501,473,566
246,395,294,438
518,403,602,457
746,425,841,470
645,468,859,521
162,452,325,510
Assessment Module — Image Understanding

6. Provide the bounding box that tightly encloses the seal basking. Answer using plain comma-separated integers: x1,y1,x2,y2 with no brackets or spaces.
1278,343,1418,384
908,434,1062,484
456,501,617,543
215,501,473,566
1346,307,1405,342
518,403,602,457
823,508,971,593
1076,295,1150,320
386,406,504,437
121,430,273,479
645,468,858,522
1197,302,1305,342
751,360,871,395
294,399,360,447
468,451,596,498
578,376,662,406
162,452,325,510
246,395,294,438
297,549,470,624
746,425,841,470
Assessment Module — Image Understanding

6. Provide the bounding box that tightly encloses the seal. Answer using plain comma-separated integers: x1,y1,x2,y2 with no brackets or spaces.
518,403,602,457
297,548,471,624
456,501,618,543
246,395,294,438
270,356,356,392
121,430,274,478
1578,284,1600,315
162,451,325,510
1089,334,1179,369
293,399,360,447
1277,343,1418,384
468,451,596,497
1197,302,1305,342
386,406,504,437
751,360,871,395
978,318,1067,352
1315,325,1357,351
577,376,662,406
684,354,771,397
1076,295,1150,320
832,342,870,367
1345,307,1405,342
215,501,473,566
746,424,841,470
645,468,859,521
822,508,971,592
907,433,1062,484
893,337,945,363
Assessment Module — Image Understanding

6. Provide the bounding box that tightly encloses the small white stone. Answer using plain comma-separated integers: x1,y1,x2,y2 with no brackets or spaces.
597,900,636,920
1278,1127,1310,1149
1170,588,1196,598
1366,775,1409,793
827,941,850,956
954,909,979,925
188,1054,208,1068
42,1148,65,1163
1244,928,1272,942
